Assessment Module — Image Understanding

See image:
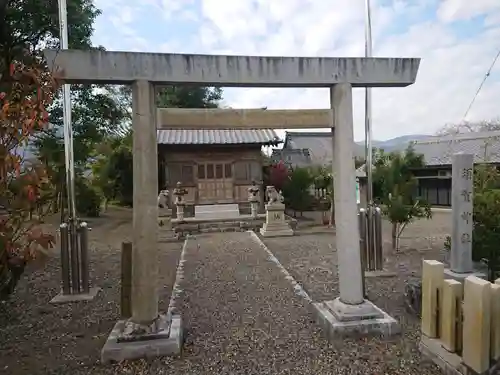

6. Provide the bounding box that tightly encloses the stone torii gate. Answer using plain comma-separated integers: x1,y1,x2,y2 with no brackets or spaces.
44,49,420,361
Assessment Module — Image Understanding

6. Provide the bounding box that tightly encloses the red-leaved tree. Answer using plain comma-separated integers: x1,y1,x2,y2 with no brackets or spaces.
0,59,57,298
269,161,290,192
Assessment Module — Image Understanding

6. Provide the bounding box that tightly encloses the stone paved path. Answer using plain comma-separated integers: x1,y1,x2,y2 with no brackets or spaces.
174,231,343,375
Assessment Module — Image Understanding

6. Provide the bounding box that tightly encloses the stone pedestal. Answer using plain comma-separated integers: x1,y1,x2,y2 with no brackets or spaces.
250,201,259,218
158,209,174,242
159,208,172,221
101,314,182,363
176,204,185,221
260,203,293,237
312,298,399,336
50,287,101,304
443,268,485,282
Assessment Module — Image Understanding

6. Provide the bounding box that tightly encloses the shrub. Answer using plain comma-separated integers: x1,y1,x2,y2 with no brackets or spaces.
472,189,500,280
0,61,56,298
444,164,500,281
75,178,102,217
269,161,289,192
283,167,313,212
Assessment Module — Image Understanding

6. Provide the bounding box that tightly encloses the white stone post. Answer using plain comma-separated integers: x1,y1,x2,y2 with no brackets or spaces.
451,153,473,273
131,80,159,325
311,84,399,335
445,153,484,281
331,83,364,305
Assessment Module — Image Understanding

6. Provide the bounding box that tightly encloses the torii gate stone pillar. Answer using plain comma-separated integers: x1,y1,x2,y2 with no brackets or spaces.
45,49,419,360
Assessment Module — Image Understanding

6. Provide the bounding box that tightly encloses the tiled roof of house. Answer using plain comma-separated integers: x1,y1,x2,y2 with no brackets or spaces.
157,129,281,145
270,148,312,168
271,147,367,177
283,132,365,163
411,131,500,166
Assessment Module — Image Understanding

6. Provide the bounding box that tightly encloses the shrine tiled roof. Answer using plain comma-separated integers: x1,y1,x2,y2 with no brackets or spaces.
157,129,281,146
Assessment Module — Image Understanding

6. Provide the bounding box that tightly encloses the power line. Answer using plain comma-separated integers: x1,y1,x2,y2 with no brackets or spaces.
463,47,500,120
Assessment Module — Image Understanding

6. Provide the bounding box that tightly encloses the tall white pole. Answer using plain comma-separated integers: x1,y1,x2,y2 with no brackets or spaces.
57,0,77,222
364,0,373,208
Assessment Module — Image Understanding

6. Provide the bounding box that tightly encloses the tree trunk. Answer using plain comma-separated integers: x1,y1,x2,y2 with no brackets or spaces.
391,222,398,251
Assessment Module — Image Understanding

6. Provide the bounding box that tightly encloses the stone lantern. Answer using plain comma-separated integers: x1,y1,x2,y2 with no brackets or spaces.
248,180,260,218
173,181,187,221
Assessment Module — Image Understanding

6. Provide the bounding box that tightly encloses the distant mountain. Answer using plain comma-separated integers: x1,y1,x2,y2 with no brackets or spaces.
355,134,430,155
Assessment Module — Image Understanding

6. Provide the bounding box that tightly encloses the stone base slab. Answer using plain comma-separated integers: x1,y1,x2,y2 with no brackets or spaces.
419,335,500,375
444,268,486,282
312,297,400,337
260,223,293,237
50,287,101,304
419,335,467,375
365,269,397,278
101,314,182,363
260,226,294,237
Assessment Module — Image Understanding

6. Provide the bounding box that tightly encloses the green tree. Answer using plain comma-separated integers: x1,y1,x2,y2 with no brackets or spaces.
311,165,334,225
467,165,500,281
2,1,132,217
158,86,222,108
283,167,313,215
373,145,432,251
32,84,130,216
1,0,100,67
92,132,133,207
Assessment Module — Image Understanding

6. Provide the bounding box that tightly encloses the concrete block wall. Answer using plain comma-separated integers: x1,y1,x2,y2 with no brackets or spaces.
420,259,500,374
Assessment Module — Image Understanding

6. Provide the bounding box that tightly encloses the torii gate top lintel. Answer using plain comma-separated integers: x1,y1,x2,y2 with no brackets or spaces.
43,49,420,88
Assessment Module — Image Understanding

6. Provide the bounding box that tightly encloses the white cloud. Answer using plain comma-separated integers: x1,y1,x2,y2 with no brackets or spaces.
437,0,500,22
197,0,500,140
91,0,500,141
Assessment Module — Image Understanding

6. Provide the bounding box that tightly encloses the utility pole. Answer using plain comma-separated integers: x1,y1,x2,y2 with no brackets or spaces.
50,0,99,303
364,0,373,212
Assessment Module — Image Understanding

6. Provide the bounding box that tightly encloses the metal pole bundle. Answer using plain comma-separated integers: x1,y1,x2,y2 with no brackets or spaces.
358,208,368,297
59,222,91,294
358,207,384,272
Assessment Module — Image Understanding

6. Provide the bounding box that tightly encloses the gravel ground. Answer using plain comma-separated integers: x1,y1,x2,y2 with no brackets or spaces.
261,214,453,375
0,208,182,375
0,209,449,374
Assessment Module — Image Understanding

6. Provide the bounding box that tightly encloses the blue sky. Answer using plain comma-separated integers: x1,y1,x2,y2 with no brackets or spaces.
92,0,500,141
